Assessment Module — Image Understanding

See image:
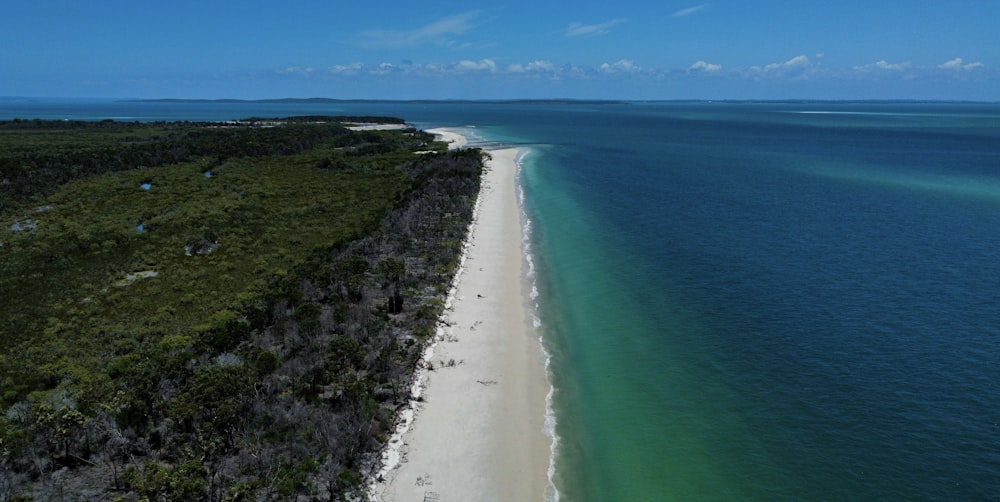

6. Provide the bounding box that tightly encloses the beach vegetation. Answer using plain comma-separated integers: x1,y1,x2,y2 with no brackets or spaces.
0,118,481,500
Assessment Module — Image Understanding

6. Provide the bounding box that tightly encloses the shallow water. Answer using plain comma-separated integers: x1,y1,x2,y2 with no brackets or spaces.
513,103,1000,500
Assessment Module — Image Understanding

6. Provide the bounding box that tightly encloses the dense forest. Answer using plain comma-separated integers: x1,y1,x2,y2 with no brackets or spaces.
0,118,485,500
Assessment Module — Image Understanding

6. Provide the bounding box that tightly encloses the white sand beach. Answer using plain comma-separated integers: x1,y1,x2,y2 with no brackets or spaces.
372,132,550,501
425,128,469,150
346,123,410,131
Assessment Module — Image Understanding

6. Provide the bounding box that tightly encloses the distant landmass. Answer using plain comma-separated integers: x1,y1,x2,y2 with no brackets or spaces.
1,96,993,105
122,97,632,105
116,97,1000,106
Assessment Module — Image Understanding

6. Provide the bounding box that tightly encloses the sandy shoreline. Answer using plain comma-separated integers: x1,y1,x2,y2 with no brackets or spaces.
371,131,551,501
425,128,469,150
346,123,410,131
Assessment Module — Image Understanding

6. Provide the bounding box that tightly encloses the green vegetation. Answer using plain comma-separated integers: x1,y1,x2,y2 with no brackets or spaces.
0,118,483,500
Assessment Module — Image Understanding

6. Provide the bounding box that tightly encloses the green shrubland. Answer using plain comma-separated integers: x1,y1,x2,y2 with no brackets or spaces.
0,118,482,500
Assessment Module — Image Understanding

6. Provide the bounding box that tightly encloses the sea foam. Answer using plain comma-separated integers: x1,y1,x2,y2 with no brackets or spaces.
516,148,561,502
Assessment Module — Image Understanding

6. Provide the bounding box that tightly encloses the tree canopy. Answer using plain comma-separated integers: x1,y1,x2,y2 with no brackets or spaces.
0,117,484,500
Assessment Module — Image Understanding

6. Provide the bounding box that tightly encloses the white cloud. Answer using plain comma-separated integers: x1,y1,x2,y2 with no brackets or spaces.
689,60,722,73
280,66,315,76
508,60,556,73
673,4,708,18
938,57,984,70
528,60,556,72
560,64,590,79
356,11,480,49
565,19,627,37
329,63,364,75
325,59,500,77
763,55,810,71
874,60,907,70
742,55,816,80
369,63,396,75
454,59,498,73
599,59,640,73
854,60,910,71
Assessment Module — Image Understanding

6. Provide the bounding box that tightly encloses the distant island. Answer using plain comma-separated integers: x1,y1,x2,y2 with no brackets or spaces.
123,97,631,105
118,97,1000,105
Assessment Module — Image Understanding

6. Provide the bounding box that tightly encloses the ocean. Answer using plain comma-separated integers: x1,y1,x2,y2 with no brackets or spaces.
3,99,1000,500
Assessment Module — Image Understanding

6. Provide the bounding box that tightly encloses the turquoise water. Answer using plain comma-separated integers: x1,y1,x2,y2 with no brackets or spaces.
4,100,1000,500
510,103,1000,501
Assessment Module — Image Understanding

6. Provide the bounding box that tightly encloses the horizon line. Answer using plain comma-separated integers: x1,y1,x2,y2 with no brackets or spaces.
3,96,1000,105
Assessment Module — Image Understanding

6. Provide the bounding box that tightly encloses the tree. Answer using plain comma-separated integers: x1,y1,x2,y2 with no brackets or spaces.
376,258,406,314
168,364,252,451
292,302,322,336
125,460,208,501
333,256,369,302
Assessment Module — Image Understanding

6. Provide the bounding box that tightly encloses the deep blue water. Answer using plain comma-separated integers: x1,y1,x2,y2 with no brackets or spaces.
509,102,1000,501
4,99,1000,500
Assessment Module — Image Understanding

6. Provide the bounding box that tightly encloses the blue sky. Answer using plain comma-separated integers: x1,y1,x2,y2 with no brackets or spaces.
1,1,997,100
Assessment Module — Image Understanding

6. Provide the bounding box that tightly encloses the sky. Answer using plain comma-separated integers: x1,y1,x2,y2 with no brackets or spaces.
1,0,998,100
